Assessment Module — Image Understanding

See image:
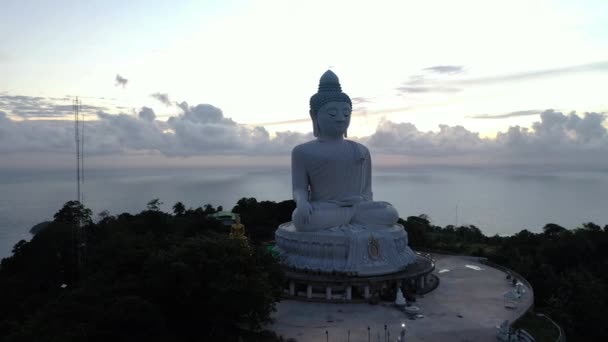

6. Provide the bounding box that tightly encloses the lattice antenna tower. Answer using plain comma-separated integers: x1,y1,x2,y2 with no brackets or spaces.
72,97,86,277
73,97,85,203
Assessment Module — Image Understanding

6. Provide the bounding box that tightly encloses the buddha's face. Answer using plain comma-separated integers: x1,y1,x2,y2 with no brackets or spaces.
315,101,351,139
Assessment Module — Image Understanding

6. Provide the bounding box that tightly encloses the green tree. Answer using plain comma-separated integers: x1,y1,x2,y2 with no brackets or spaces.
1,198,285,341
53,201,92,226
401,216,431,248
146,198,163,211
543,223,568,239
581,222,601,231
172,202,186,216
96,210,111,223
203,204,216,215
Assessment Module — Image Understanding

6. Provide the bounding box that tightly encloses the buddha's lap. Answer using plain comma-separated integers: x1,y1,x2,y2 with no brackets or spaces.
292,201,398,230
352,202,398,224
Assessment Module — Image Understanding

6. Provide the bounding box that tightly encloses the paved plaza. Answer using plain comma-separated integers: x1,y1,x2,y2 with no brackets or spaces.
270,255,533,342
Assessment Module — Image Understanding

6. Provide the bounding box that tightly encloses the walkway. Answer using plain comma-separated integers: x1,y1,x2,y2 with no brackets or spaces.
270,255,533,342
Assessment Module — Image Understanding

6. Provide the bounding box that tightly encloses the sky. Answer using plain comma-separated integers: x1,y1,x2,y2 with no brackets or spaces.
1,0,608,170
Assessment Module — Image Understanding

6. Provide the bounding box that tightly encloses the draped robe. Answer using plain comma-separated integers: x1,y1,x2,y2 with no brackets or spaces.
291,139,398,231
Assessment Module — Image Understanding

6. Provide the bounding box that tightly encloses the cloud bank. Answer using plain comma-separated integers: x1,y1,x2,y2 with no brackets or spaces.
457,60,608,86
468,110,541,120
0,104,312,157
0,105,607,169
397,60,608,96
365,110,608,167
0,95,105,118
399,60,608,95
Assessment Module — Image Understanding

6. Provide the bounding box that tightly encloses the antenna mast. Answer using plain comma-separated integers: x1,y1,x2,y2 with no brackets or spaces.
73,97,84,203
74,97,79,202
73,97,86,280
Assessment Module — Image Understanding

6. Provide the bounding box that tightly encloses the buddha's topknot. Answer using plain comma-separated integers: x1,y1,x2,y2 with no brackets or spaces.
309,70,352,116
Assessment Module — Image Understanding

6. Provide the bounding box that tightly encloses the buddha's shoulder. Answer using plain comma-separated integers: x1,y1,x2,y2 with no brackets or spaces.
291,140,321,155
347,140,370,154
292,140,370,155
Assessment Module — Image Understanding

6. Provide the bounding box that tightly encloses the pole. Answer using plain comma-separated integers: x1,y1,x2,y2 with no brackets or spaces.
79,99,86,266
74,98,80,203
80,98,84,196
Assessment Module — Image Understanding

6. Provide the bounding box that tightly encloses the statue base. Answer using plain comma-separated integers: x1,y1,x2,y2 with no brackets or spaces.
274,222,417,276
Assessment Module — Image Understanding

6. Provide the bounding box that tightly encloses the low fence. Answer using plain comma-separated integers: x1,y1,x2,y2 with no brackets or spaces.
478,258,535,314
479,259,567,342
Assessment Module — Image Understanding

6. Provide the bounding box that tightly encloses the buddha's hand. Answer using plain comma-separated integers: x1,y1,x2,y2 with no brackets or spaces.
335,195,365,207
293,200,313,225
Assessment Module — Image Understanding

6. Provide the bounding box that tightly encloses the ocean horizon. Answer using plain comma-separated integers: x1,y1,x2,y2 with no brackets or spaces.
1,166,607,258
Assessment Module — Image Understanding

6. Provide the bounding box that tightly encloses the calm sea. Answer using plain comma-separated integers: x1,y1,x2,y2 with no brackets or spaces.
1,167,607,258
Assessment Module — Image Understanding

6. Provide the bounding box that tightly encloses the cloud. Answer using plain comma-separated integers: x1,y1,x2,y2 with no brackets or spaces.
0,102,312,157
396,86,462,94
397,74,463,94
161,103,312,156
510,110,608,148
364,110,608,167
1,106,606,169
351,97,371,105
0,116,75,154
115,74,128,88
457,61,608,86
138,106,156,121
151,92,172,106
0,95,45,102
365,120,487,156
91,109,167,154
0,95,106,118
398,61,608,96
423,65,465,75
468,110,541,119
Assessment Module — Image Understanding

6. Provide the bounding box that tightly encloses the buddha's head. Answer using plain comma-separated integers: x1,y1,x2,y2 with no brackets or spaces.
309,70,352,139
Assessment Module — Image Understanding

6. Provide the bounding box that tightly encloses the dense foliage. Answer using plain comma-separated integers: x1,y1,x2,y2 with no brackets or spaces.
401,216,608,341
0,200,285,342
2,196,606,341
231,198,295,242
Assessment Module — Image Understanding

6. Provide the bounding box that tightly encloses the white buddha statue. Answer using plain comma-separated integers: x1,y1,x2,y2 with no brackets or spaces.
291,70,399,232
274,70,416,276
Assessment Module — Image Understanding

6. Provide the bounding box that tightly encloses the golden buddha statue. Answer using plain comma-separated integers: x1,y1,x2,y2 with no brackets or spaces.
229,214,247,240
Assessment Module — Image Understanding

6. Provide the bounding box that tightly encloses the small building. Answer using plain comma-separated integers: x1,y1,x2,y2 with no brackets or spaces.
208,211,236,226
